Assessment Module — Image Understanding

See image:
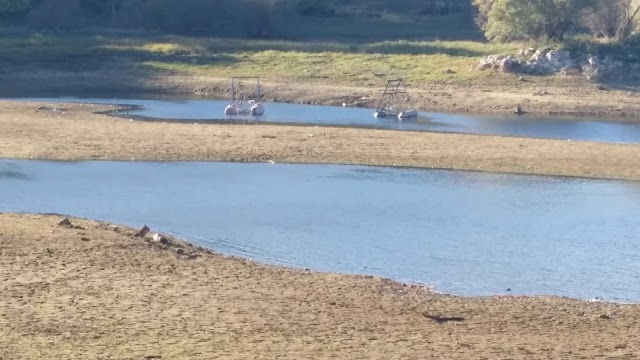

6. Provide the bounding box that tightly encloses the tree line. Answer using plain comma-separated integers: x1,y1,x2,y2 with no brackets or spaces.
474,0,640,41
0,0,343,37
1,0,638,43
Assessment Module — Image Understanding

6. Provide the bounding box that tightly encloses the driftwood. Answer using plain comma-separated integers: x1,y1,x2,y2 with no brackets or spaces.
422,312,466,323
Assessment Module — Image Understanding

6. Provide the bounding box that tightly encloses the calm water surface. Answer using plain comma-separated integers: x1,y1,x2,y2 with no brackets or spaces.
17,96,640,144
2,160,640,302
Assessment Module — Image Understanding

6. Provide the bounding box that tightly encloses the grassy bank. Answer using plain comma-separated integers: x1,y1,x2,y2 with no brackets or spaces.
0,33,523,86
2,33,640,117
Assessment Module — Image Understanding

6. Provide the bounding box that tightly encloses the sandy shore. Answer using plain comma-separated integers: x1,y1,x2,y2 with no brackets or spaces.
1,100,640,180
1,213,639,359
3,71,640,118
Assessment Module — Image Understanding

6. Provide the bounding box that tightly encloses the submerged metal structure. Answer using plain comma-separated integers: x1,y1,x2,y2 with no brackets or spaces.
373,78,417,119
224,77,265,116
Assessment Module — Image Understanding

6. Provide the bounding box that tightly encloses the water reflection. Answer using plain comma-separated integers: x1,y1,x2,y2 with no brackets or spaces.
14,96,640,143
1,159,640,302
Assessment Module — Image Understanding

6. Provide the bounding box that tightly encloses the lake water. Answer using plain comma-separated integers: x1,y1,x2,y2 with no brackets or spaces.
2,159,640,302
16,96,640,144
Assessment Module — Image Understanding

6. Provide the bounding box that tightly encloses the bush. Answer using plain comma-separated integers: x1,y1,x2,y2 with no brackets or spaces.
480,0,596,41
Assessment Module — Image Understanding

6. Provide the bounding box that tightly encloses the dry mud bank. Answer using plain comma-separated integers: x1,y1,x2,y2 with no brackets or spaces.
1,100,640,180
1,213,639,359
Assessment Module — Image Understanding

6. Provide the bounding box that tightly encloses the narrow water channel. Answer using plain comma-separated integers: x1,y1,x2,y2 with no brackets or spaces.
2,160,639,302
15,96,640,144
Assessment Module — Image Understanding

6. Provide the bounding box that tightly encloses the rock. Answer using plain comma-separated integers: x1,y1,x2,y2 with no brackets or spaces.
135,225,150,237
514,105,525,115
545,50,572,69
476,54,506,71
441,69,455,74
479,48,626,80
477,54,521,73
529,48,549,63
57,218,73,228
152,233,169,244
582,55,623,81
518,76,526,81
559,66,581,76
500,56,520,73
599,314,612,320
176,248,185,255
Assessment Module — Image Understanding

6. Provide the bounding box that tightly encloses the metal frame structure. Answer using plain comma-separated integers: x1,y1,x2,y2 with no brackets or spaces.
225,77,265,116
230,76,261,104
374,78,410,116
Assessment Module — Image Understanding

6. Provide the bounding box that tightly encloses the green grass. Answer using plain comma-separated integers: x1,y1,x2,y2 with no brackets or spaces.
0,33,526,86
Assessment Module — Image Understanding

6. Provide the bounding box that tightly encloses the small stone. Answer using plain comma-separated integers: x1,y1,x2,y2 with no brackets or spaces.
152,233,169,244
599,314,612,320
57,218,73,228
506,288,512,292
176,248,185,255
135,225,150,237
80,237,90,241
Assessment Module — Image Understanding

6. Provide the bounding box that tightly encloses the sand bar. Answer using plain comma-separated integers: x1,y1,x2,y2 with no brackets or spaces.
1,100,640,180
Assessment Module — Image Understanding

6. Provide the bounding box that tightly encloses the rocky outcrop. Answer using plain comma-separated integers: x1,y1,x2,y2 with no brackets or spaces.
477,48,626,81
477,55,522,73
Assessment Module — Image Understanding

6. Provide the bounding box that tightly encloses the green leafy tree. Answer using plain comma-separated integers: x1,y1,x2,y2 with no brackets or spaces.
472,0,494,30
0,0,31,15
480,0,596,41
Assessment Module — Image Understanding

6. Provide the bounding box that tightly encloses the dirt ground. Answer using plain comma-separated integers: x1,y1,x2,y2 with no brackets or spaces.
1,100,639,180
3,71,640,117
1,213,639,359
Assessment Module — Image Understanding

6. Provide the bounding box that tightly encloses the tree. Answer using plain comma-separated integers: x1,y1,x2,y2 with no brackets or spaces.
472,0,494,30
582,0,640,39
0,0,31,15
478,0,596,41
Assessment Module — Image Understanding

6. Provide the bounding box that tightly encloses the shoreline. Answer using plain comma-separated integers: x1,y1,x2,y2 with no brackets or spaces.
5,156,637,184
3,71,640,119
2,212,639,359
2,211,631,304
2,100,640,181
